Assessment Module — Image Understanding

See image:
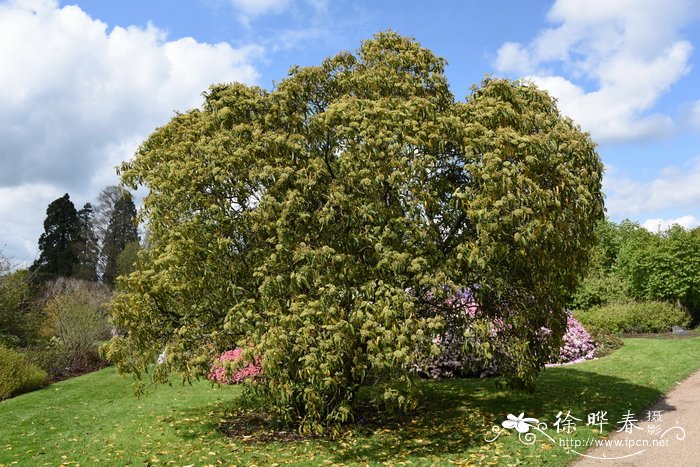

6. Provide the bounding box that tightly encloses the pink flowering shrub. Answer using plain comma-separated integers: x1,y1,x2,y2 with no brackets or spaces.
415,289,596,379
552,314,596,365
208,348,262,385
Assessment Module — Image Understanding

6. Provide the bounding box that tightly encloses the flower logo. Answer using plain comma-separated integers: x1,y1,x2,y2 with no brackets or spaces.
502,413,540,433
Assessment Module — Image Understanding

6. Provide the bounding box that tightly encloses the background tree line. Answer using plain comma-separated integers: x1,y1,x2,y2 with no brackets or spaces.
571,219,700,333
0,185,140,399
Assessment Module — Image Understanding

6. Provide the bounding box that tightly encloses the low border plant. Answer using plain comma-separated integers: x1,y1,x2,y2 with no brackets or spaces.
0,345,48,399
574,301,691,334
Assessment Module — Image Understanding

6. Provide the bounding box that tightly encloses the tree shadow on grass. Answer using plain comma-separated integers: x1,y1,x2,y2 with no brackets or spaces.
329,368,668,464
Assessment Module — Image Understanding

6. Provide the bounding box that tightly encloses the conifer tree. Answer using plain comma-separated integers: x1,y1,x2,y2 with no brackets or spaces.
73,203,100,281
31,194,80,278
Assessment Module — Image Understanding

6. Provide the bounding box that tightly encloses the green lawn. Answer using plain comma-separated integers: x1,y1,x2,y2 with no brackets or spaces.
1,337,699,466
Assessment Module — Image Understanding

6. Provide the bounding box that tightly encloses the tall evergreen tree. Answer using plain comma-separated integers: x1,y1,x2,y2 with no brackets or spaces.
73,203,100,281
101,192,139,286
31,194,80,278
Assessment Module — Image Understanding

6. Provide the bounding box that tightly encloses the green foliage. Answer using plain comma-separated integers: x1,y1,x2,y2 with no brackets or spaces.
39,278,112,370
31,194,81,279
568,220,644,310
617,225,700,322
0,258,39,347
569,273,630,310
585,325,624,358
107,32,604,432
572,220,700,326
575,301,691,334
0,345,48,399
593,219,645,272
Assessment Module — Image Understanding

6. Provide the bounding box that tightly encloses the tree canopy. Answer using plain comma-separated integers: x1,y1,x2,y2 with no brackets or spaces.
107,32,604,433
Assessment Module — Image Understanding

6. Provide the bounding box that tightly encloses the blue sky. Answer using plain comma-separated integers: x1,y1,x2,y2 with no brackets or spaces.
1,0,700,262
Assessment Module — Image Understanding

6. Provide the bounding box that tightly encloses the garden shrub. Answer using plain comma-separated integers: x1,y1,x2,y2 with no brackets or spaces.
413,323,500,379
0,266,39,348
554,314,596,364
0,345,48,399
586,325,624,358
39,278,112,372
575,301,691,334
208,348,262,385
414,288,495,379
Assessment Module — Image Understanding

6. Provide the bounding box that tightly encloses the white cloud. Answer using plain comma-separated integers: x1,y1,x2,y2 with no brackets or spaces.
642,215,700,232
494,0,695,142
604,158,700,218
494,42,535,75
0,0,262,262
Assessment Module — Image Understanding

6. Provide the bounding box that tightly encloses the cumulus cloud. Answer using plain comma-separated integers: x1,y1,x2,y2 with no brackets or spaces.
494,42,536,75
0,0,261,261
604,158,700,218
494,0,695,142
642,215,700,232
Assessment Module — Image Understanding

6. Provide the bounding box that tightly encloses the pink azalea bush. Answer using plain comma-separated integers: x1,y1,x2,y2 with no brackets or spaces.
415,289,596,379
551,314,596,365
208,348,262,385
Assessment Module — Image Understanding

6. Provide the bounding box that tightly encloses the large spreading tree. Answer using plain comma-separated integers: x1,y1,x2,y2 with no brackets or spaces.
107,32,604,433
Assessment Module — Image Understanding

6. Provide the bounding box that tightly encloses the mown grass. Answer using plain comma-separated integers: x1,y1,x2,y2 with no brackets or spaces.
1,337,699,466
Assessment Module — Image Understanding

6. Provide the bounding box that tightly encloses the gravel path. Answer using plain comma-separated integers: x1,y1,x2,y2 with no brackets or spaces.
572,370,700,466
